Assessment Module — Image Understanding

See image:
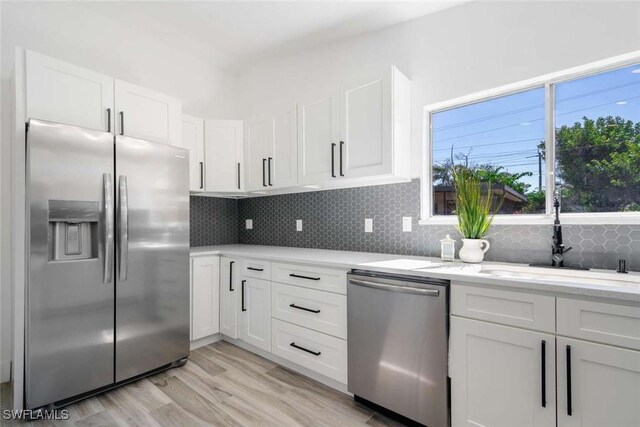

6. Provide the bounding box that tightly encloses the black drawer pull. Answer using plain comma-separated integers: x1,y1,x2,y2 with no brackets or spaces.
339,140,344,177
289,273,320,281
566,345,572,416
247,267,264,272
290,342,321,356
289,303,320,314
331,143,336,178
541,340,546,408
262,158,267,187
229,261,235,292
241,280,246,312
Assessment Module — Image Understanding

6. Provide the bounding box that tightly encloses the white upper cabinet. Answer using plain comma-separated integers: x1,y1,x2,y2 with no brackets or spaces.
181,114,205,192
297,93,340,185
297,66,411,188
246,107,298,192
245,118,273,191
339,66,411,182
204,120,244,192
26,50,114,132
272,107,298,189
114,80,182,146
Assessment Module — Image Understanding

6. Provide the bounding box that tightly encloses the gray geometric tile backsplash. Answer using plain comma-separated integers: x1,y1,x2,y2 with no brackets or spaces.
193,179,640,271
190,196,238,247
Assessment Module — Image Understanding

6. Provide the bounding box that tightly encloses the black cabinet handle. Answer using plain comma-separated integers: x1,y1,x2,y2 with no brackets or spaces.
268,157,273,186
331,143,336,178
262,158,267,187
119,111,124,135
541,340,546,408
229,261,235,292
566,345,572,416
289,273,320,281
339,141,344,177
289,303,321,314
241,280,246,312
290,342,321,356
199,162,204,189
106,108,111,133
237,163,241,189
247,267,264,272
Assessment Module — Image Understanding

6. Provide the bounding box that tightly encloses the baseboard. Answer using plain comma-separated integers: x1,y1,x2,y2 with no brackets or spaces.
190,333,223,350
1,360,11,383
220,336,350,395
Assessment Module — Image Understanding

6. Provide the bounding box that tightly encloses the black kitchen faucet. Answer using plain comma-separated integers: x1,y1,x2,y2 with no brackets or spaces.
550,192,571,267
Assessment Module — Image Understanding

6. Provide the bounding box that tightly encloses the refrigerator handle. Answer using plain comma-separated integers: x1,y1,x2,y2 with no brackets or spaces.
118,175,129,281
103,174,114,283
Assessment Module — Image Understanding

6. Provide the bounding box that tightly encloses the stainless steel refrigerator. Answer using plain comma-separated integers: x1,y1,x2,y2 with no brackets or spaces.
25,119,190,410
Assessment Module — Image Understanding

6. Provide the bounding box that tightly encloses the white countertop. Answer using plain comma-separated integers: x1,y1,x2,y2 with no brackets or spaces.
191,245,640,303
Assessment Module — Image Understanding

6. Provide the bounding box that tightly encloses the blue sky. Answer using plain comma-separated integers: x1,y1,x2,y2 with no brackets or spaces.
431,63,640,191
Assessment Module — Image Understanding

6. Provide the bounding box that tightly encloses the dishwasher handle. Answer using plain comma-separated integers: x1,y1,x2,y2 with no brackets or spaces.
348,278,440,296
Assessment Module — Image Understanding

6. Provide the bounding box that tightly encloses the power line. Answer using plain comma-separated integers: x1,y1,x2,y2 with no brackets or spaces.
433,95,640,144
432,137,543,152
433,102,544,133
432,79,640,135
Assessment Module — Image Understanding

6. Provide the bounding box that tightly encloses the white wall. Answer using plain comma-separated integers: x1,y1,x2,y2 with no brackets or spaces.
0,1,240,383
235,0,640,178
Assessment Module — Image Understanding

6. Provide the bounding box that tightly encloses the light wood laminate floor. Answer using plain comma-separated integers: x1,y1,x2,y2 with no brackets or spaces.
1,341,405,426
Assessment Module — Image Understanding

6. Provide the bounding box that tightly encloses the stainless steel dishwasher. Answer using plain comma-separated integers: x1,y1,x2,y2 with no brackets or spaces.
347,270,449,427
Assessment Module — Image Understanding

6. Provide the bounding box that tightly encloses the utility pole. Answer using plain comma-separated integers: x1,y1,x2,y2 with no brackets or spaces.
526,149,544,191
538,149,542,190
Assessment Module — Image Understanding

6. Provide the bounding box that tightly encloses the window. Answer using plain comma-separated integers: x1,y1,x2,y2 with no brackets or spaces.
424,58,640,223
431,88,546,215
554,64,640,213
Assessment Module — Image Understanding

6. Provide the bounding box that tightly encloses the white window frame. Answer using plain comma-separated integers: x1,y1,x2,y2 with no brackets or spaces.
420,50,640,226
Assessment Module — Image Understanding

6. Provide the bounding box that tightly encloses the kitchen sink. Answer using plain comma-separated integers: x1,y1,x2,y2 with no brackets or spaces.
477,264,640,288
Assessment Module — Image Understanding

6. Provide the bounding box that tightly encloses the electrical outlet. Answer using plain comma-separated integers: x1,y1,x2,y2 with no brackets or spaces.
365,218,373,233
296,219,303,231
245,219,253,230
402,217,412,232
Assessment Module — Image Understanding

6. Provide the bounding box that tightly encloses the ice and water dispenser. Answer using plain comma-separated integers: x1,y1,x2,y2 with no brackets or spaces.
48,200,100,261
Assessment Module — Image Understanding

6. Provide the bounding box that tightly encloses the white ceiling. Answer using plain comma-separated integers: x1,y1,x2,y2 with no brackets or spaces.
84,1,468,70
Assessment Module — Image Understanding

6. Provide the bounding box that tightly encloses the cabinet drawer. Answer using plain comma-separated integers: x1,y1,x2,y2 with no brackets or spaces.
451,284,555,333
272,282,347,339
558,298,640,350
271,263,347,294
271,319,347,384
242,259,271,280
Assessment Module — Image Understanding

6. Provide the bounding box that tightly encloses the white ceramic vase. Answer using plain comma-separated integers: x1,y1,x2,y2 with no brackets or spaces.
459,238,491,263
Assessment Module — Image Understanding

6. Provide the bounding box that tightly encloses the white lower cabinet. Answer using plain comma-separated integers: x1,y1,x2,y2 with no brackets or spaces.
557,337,640,427
271,318,347,384
239,277,271,352
219,257,239,339
450,316,556,427
190,256,220,341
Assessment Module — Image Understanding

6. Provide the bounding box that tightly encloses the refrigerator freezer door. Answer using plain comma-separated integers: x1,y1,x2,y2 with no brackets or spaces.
114,136,190,382
26,119,115,409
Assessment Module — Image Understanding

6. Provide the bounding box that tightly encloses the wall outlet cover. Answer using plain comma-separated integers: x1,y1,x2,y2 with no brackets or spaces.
365,218,373,233
296,219,303,231
246,219,253,230
402,217,412,232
